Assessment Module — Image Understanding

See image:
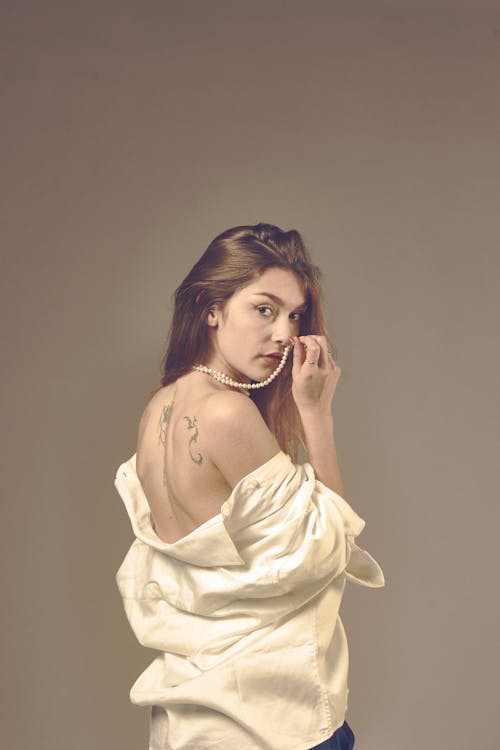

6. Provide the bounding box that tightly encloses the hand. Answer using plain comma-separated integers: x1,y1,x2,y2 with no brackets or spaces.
288,335,341,413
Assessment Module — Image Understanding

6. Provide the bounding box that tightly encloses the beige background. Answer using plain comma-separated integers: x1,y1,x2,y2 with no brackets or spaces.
1,1,498,748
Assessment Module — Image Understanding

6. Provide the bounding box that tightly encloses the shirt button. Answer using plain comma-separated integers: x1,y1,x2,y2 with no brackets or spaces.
248,479,260,489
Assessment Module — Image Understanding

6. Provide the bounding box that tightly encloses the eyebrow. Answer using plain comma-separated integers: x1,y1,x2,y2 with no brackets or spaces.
250,292,308,311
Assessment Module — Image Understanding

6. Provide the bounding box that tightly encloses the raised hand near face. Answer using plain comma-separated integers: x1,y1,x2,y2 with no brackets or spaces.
288,335,341,414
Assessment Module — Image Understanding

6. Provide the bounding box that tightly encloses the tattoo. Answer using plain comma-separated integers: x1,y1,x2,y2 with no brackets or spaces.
183,415,203,465
157,400,174,446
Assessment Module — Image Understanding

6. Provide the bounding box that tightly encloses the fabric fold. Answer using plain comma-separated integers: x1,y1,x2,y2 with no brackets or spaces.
114,453,246,567
114,449,385,750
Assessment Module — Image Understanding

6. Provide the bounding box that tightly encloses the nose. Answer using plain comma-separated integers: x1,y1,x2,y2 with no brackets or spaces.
271,315,298,348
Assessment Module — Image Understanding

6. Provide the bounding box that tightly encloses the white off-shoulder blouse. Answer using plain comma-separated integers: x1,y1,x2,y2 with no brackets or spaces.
114,449,385,750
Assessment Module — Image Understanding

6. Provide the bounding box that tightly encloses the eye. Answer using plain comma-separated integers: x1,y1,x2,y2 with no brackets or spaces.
256,305,274,316
290,312,303,320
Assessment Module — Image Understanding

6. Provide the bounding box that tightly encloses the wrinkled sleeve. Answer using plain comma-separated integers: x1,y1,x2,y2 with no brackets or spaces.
221,455,385,595
274,474,384,590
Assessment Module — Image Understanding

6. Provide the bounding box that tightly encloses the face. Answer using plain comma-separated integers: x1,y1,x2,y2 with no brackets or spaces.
203,267,308,384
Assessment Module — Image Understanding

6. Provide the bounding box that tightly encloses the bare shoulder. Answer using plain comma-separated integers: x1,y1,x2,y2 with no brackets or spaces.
201,390,281,489
202,389,256,417
201,390,270,433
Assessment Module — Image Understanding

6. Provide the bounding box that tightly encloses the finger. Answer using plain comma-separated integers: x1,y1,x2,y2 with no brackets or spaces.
297,336,320,354
290,337,303,370
305,335,334,369
314,338,330,369
318,340,334,369
290,337,317,370
297,335,322,366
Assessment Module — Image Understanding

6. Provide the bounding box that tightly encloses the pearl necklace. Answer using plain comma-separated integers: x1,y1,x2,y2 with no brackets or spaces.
192,345,291,394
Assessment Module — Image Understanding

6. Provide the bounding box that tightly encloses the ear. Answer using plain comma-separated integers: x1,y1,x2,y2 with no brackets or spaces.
206,306,219,327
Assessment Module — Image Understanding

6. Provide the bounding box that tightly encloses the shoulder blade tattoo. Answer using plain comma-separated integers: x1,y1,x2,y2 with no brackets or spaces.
157,401,174,446
183,415,203,465
156,385,178,488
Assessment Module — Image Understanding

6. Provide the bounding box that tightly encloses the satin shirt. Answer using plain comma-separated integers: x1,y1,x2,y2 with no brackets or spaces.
115,450,385,750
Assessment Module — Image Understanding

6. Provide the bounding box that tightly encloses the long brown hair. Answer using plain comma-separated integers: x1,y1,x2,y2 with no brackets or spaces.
151,222,336,463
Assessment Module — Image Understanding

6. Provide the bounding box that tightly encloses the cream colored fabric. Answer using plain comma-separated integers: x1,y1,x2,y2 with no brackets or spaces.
115,450,385,750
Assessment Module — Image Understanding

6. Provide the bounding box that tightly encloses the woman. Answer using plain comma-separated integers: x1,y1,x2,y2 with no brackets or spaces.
115,222,385,750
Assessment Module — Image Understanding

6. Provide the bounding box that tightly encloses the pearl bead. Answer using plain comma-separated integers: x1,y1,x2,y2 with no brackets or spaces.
192,345,291,392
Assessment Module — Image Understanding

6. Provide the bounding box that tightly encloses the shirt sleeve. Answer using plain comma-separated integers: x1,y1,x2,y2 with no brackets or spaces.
221,454,385,594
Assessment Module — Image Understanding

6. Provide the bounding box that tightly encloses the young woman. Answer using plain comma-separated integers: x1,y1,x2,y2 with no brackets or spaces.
115,222,385,750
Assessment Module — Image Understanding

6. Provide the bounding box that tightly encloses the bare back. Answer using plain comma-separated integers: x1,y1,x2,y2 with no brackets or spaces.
135,373,245,544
